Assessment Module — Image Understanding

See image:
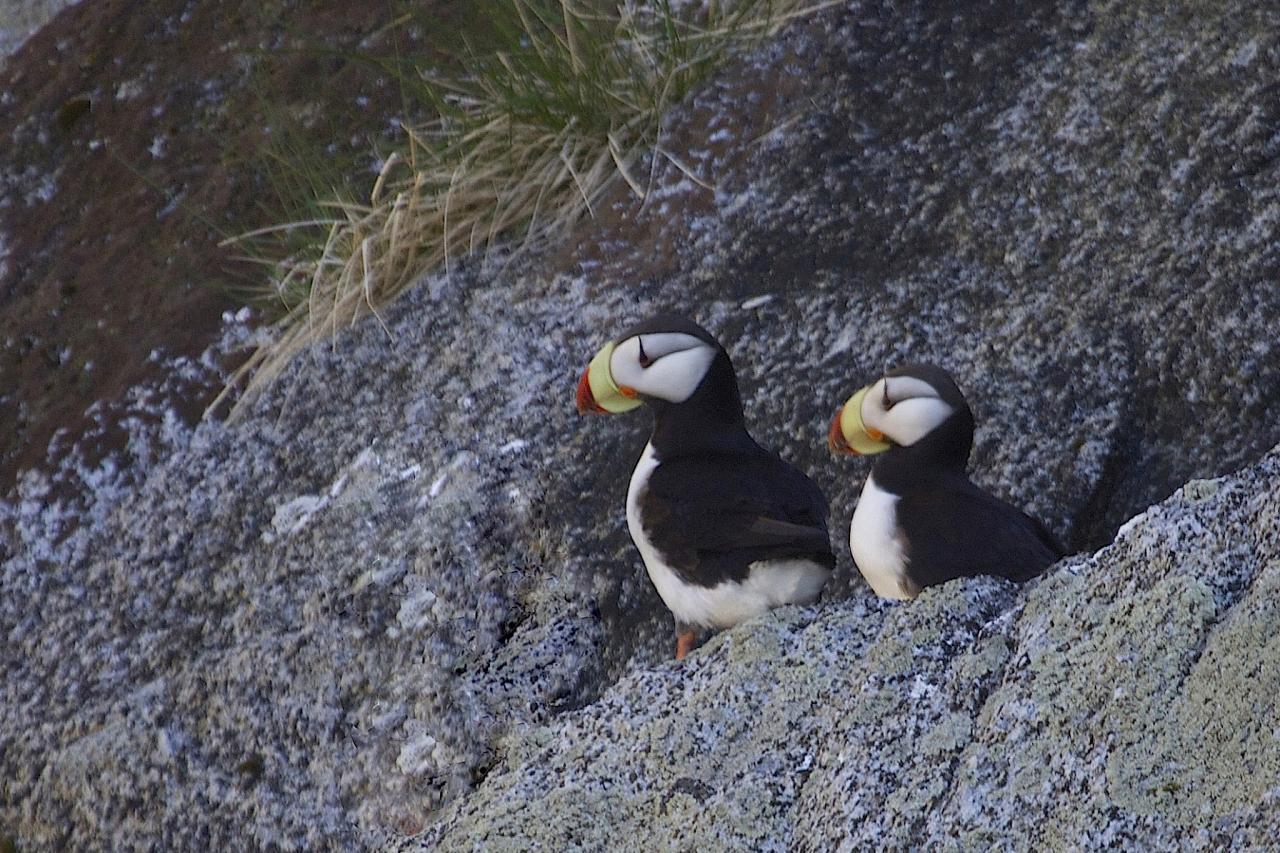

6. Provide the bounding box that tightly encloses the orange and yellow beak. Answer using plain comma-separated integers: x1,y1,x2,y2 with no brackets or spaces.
576,366,607,414
829,384,892,455
576,341,643,415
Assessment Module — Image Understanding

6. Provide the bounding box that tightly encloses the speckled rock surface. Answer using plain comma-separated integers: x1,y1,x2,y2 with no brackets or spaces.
4,0,1280,848
415,448,1280,851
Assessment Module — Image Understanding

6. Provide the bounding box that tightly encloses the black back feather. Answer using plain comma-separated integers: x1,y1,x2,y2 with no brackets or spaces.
642,447,836,587
892,471,1064,590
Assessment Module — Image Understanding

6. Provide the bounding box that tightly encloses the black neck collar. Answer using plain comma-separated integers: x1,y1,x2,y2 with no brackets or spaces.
646,350,757,458
871,409,974,491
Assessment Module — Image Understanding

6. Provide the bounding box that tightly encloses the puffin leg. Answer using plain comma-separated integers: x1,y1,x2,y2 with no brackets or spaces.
675,624,699,660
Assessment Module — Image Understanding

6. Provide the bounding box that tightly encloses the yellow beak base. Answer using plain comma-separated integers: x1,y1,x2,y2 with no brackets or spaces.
839,385,892,455
586,342,643,413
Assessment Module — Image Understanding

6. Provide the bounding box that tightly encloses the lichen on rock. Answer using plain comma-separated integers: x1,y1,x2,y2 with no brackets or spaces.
3,0,1280,848
415,448,1280,850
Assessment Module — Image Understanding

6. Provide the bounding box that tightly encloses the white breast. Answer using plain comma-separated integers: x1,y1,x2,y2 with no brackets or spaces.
626,442,830,629
849,473,914,600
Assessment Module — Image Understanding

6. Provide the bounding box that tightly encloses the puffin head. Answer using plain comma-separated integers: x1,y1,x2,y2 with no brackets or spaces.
576,314,727,415
828,363,973,462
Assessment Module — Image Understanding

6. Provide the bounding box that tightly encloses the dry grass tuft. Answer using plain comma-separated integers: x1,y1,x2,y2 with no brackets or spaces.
217,0,828,417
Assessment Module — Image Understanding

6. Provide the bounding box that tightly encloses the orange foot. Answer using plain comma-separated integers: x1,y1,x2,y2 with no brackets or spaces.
675,627,698,660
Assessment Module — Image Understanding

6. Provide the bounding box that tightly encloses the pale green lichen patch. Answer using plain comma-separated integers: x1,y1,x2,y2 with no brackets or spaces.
1181,478,1223,503
920,713,975,757
959,635,1011,682
931,448,1280,848
417,577,1021,850
1111,560,1280,821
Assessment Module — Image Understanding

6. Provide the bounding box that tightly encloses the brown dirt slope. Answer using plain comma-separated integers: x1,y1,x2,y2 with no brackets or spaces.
0,0,452,496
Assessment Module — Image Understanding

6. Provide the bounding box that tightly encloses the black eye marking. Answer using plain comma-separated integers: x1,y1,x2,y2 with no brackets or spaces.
638,338,653,368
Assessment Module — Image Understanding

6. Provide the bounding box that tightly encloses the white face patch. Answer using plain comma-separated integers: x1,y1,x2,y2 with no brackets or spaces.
609,332,717,404
860,376,955,446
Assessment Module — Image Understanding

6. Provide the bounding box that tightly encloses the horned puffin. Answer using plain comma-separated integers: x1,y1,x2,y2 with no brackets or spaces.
828,364,1063,600
576,314,835,659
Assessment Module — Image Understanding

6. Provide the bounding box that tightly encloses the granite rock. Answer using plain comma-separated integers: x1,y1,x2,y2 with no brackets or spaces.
416,448,1280,850
3,0,1280,848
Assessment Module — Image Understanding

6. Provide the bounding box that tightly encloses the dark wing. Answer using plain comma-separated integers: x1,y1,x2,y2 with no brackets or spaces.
896,478,1064,588
642,451,836,586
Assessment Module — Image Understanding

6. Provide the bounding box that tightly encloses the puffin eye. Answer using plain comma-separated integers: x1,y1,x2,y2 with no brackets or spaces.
637,338,653,368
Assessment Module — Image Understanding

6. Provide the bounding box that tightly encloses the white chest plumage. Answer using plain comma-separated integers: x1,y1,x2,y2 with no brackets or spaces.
626,442,829,628
849,473,914,600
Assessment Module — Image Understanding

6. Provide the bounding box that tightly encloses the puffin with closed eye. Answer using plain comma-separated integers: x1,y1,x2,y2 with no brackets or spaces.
577,314,835,659
828,364,1063,600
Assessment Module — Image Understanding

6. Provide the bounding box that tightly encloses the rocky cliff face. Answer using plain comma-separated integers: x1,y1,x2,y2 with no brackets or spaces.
413,452,1280,850
3,0,1279,849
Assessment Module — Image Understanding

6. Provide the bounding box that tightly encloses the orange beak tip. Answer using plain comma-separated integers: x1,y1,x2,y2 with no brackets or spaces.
828,408,856,455
576,366,606,415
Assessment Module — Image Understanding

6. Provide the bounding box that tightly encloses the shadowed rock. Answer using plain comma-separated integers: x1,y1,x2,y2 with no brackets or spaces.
2,0,1280,848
